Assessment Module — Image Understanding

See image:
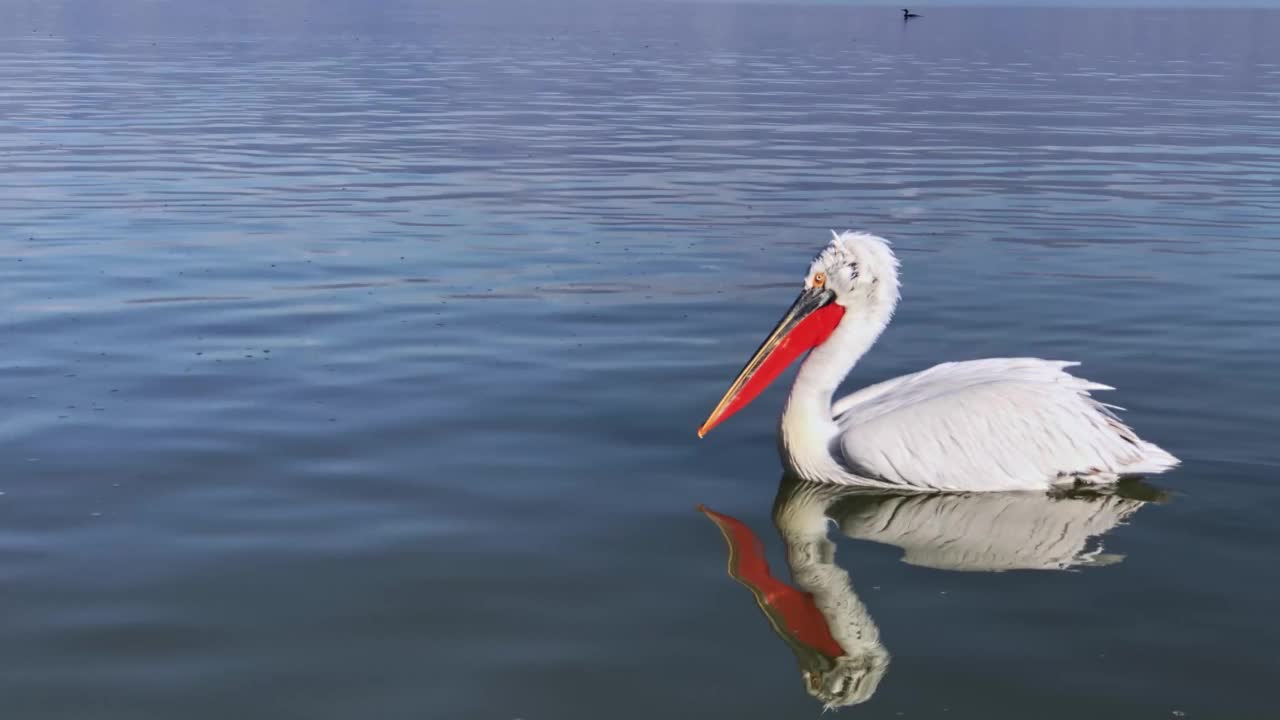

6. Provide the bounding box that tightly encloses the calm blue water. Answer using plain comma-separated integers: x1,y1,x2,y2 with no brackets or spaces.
2,1,1279,717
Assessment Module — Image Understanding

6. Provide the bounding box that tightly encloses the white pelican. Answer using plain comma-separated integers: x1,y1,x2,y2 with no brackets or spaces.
698,231,1179,491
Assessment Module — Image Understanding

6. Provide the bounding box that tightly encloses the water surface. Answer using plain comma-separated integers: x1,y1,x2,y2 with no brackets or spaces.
2,1,1278,717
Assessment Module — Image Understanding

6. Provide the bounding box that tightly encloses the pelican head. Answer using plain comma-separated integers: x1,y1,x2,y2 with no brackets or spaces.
807,230,900,310
698,231,899,437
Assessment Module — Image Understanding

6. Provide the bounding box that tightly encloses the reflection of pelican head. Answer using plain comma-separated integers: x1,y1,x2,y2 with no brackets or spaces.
802,647,891,709
701,495,889,710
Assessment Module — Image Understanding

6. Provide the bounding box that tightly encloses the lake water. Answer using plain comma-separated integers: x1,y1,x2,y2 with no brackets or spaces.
2,1,1279,717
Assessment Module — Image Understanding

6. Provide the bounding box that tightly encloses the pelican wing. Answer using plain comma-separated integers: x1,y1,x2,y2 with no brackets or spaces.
833,359,1178,491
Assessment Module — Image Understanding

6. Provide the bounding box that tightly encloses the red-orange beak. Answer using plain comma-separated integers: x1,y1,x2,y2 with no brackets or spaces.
698,287,844,437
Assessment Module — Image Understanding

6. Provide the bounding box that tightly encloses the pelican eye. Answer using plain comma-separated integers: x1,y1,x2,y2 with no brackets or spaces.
812,272,826,288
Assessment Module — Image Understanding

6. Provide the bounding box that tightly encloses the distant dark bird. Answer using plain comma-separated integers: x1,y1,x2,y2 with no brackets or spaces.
902,8,920,19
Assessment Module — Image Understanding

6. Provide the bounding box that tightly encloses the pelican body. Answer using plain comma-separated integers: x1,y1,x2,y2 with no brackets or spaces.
698,232,1178,491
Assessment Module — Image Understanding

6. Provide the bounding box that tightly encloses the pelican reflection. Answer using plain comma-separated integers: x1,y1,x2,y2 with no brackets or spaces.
701,477,1160,709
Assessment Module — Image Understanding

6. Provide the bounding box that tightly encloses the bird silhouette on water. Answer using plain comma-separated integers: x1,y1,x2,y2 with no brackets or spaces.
902,8,920,20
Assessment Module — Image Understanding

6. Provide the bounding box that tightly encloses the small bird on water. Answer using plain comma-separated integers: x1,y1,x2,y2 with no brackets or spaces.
902,8,920,19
